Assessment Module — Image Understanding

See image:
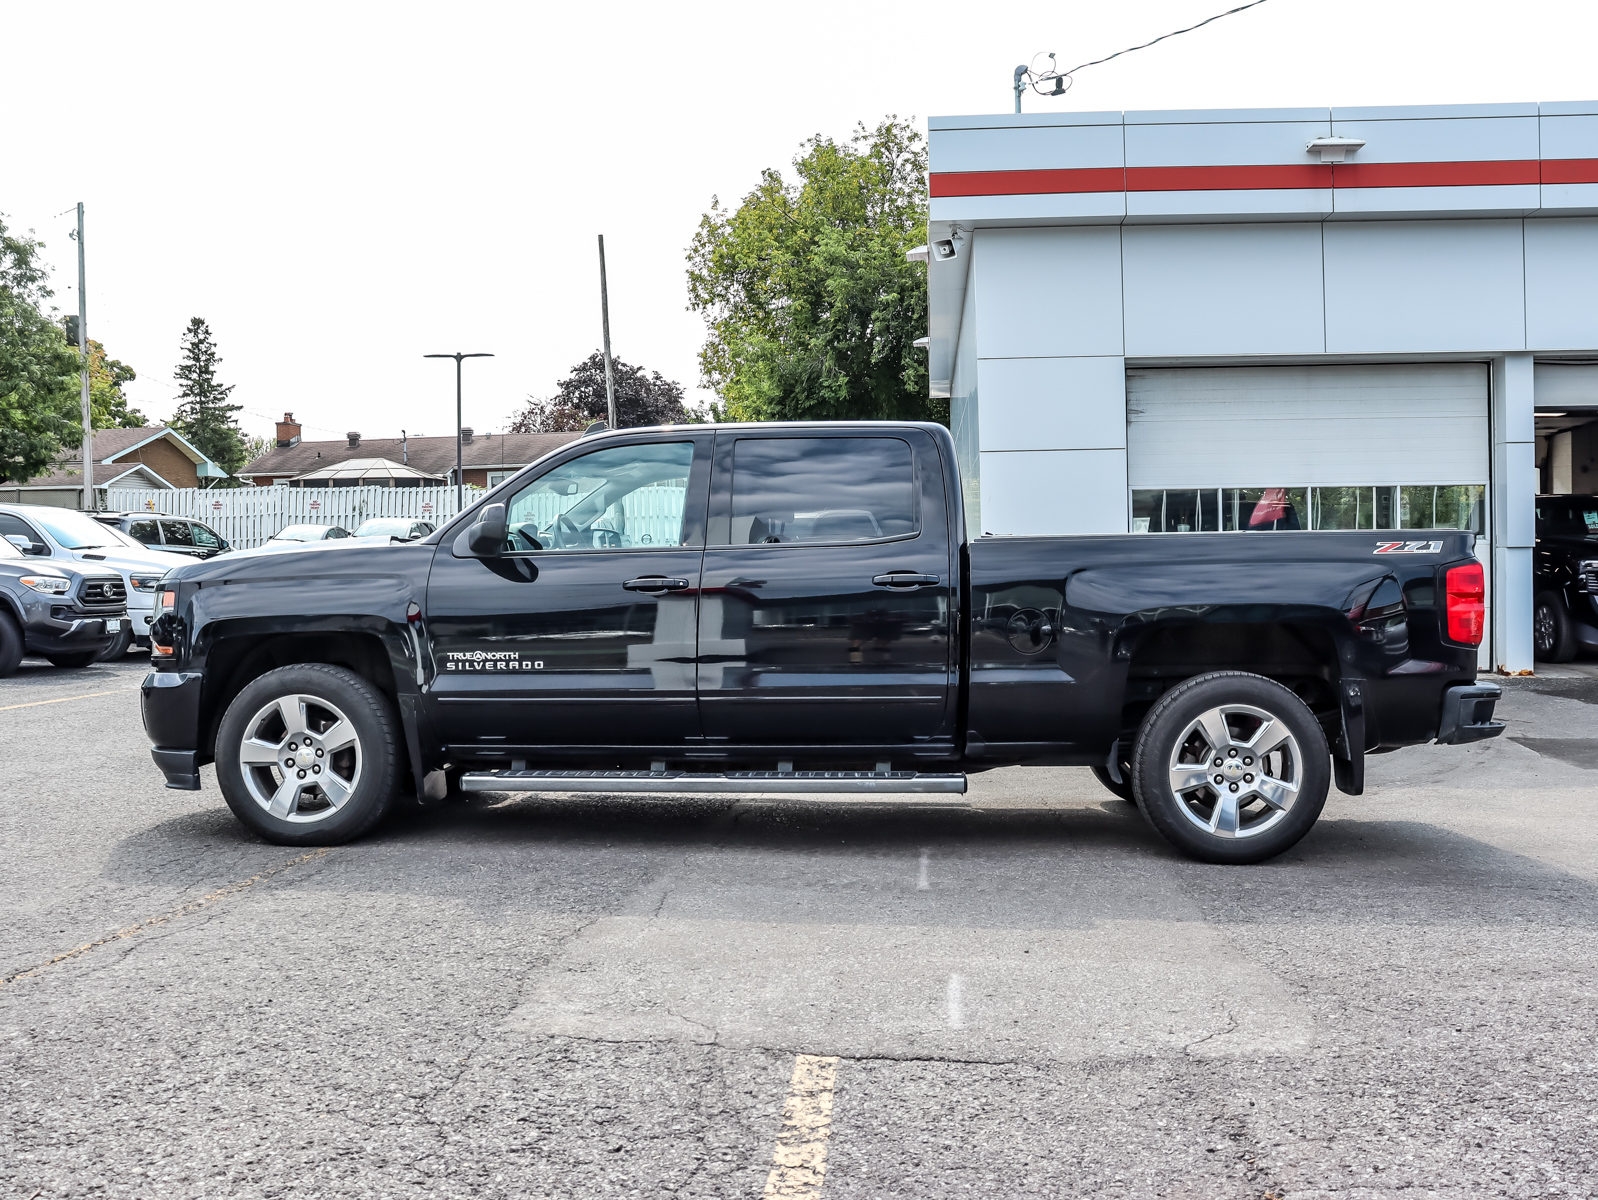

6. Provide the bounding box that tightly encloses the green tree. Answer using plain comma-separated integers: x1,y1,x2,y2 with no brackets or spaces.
170,316,246,483
509,351,689,432
80,336,146,428
0,217,80,482
686,117,937,425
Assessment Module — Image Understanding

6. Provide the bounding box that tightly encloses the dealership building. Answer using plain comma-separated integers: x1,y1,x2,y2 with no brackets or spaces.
926,99,1598,672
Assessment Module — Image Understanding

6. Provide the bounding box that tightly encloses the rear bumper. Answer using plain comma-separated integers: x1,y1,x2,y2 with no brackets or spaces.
1435,682,1506,745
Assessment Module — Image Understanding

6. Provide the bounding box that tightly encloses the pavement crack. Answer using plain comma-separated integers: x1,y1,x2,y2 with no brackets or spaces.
1184,1008,1239,1054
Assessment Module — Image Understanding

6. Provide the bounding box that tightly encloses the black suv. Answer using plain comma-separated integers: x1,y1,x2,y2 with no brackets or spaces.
1533,494,1598,661
92,512,230,559
0,535,128,675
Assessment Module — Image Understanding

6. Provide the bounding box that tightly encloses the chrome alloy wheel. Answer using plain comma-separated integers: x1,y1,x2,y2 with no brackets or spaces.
237,694,362,823
1165,703,1302,840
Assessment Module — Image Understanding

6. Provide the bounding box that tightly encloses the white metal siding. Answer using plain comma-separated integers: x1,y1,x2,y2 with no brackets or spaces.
1126,363,1489,489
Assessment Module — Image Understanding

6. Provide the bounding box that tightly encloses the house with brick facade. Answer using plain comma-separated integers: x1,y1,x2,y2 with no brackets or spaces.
236,413,582,490
0,426,228,509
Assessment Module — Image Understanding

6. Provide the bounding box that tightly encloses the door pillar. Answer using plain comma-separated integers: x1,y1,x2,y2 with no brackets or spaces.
1490,354,1535,673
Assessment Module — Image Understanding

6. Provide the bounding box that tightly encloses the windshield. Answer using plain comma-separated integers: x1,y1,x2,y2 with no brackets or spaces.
274,525,340,541
30,508,114,550
355,519,412,537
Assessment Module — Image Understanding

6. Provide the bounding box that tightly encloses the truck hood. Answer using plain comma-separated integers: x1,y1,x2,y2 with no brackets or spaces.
69,547,192,574
165,538,435,583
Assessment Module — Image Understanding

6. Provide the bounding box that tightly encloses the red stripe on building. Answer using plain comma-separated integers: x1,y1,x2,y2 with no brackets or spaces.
929,159,1591,198
1542,158,1598,184
1125,164,1331,191
1332,160,1539,188
929,167,1124,197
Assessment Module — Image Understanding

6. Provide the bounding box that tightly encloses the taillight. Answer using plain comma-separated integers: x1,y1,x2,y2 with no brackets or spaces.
1444,561,1485,646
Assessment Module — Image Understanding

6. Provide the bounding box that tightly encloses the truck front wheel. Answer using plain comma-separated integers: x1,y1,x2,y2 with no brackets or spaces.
215,664,401,846
1130,672,1329,865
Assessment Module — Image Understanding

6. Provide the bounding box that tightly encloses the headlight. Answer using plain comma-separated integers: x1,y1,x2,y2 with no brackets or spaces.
19,575,70,595
130,574,164,592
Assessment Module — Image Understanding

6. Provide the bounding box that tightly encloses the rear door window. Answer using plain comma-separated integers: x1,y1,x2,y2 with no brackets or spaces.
728,437,917,545
161,520,195,547
127,520,160,544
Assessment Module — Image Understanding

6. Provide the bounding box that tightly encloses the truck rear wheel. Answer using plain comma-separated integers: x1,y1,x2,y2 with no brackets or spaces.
1130,671,1329,865
215,664,400,846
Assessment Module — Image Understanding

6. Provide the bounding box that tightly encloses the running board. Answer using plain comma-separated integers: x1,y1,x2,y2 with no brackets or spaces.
460,768,968,796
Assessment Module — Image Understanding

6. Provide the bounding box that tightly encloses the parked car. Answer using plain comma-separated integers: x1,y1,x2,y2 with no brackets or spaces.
352,518,435,542
141,422,1503,864
259,524,353,550
94,512,230,559
0,535,127,674
1533,493,1598,661
0,503,189,655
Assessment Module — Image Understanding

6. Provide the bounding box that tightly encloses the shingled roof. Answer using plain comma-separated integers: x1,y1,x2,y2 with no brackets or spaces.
239,430,583,481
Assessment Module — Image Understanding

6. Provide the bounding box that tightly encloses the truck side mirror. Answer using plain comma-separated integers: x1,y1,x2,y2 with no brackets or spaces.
5,534,45,556
466,503,507,556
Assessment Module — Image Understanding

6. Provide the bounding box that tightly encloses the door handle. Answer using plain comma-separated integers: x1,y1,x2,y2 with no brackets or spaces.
623,576,691,593
872,573,941,588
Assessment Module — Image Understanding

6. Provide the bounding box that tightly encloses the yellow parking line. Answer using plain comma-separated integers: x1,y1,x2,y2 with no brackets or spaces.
763,1054,841,1198
1,848,331,987
0,689,126,712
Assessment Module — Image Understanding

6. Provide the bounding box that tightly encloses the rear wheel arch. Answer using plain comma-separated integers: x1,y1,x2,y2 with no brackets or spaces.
1114,619,1342,739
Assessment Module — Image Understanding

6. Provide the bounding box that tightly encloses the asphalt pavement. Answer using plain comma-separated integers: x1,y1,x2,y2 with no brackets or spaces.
3,653,1597,1199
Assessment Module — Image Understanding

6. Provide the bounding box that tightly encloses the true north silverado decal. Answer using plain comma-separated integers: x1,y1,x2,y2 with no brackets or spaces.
443,651,544,671
1373,540,1444,554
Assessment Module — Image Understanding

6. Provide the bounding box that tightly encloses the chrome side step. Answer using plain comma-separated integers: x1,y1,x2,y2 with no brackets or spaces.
460,768,968,796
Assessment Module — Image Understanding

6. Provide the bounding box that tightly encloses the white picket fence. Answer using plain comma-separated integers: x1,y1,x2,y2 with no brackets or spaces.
105,486,465,550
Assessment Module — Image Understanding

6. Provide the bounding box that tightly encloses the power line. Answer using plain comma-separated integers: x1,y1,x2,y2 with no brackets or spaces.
1019,0,1272,103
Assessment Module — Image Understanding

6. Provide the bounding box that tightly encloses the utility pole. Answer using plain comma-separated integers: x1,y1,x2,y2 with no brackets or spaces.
75,203,92,511
423,352,494,511
598,234,617,430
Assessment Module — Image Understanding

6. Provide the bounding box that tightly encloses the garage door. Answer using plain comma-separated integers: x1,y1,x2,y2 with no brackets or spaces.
1128,363,1488,532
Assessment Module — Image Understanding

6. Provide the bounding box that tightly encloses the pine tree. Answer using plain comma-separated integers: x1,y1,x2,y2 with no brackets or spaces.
170,317,246,484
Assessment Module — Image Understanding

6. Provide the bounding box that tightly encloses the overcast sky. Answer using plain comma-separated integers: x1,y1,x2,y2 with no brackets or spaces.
6,0,1596,445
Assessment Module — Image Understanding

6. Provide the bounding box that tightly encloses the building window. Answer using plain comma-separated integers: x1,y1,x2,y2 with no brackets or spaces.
1130,486,1484,534
486,470,515,488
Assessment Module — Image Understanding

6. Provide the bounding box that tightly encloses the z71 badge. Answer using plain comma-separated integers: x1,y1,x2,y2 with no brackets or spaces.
1373,540,1443,554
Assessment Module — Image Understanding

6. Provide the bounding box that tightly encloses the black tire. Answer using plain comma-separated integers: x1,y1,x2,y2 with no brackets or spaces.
1130,671,1330,865
215,664,401,846
96,625,133,662
46,650,101,669
0,611,23,678
1533,591,1578,663
1090,754,1136,802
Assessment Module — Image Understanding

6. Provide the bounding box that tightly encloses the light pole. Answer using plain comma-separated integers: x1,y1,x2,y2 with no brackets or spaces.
423,351,494,510
597,234,618,430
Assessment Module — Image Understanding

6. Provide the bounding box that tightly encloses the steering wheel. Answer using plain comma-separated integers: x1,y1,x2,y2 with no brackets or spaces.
550,511,582,550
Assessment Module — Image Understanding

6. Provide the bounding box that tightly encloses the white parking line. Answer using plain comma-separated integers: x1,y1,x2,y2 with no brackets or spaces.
946,972,964,1029
763,1054,840,1198
916,848,931,890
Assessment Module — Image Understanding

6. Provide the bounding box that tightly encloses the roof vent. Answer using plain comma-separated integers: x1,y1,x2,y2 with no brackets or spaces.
346,431,361,448
1307,135,1366,163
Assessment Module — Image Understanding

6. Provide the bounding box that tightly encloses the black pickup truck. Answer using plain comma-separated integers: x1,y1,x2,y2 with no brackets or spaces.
142,422,1503,863
1533,493,1598,662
